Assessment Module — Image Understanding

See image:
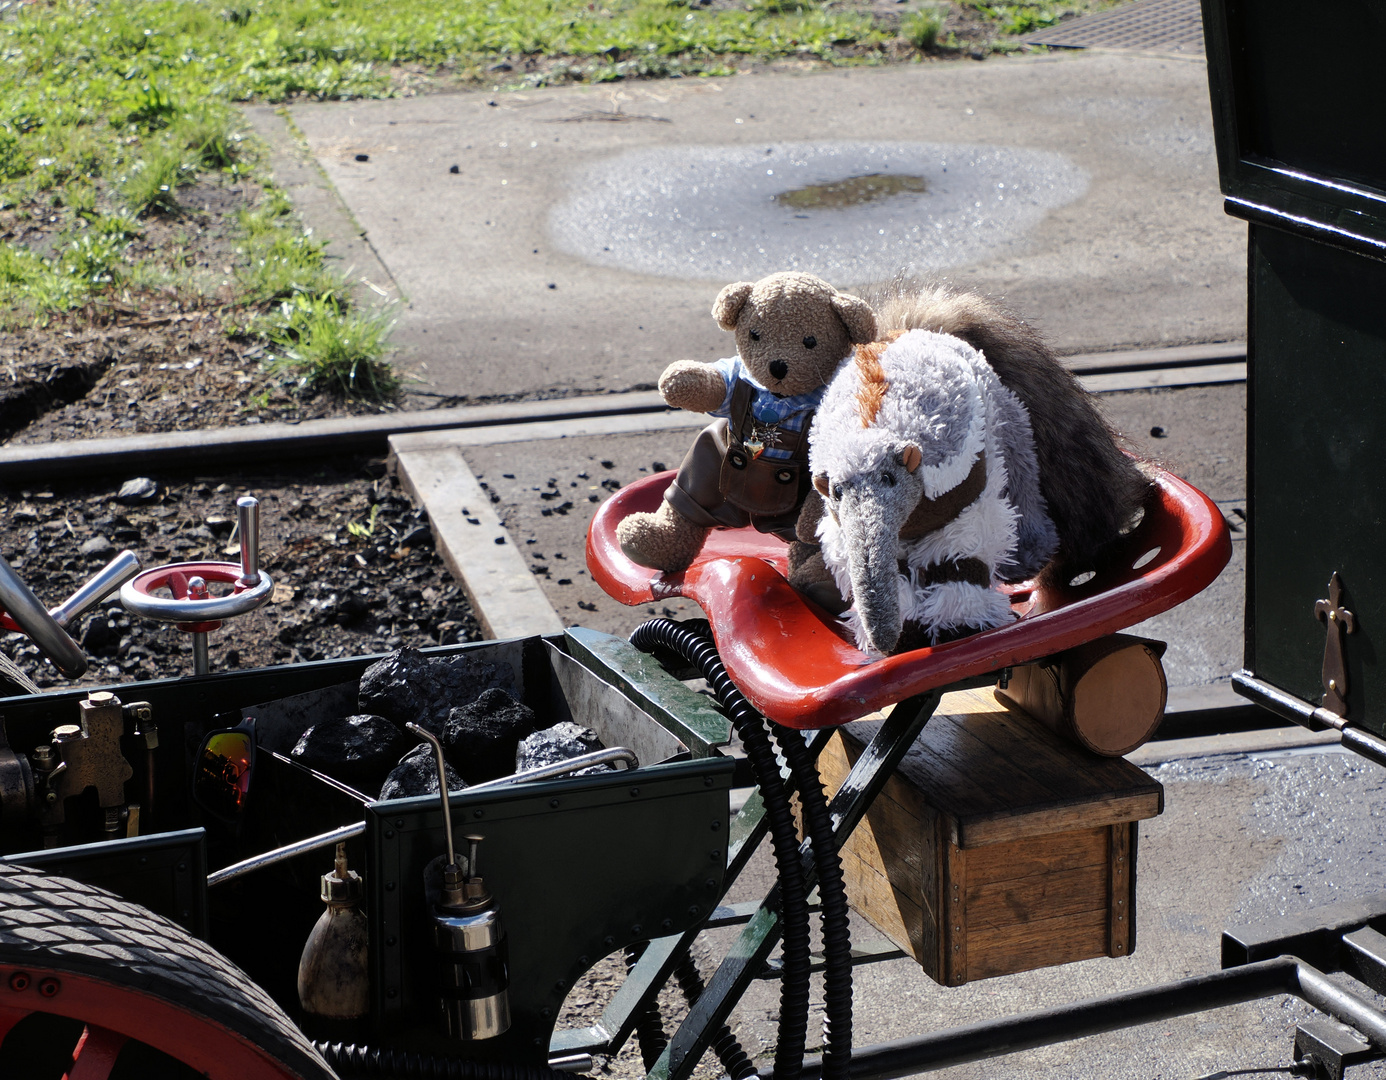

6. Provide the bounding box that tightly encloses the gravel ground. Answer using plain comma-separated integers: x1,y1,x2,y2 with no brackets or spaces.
0,456,482,690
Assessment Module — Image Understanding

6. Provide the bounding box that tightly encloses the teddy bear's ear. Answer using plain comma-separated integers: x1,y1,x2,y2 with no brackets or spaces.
813,473,831,497
831,291,878,345
712,281,755,331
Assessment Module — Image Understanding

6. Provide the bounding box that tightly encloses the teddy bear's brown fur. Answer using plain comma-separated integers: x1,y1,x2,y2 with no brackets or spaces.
617,272,877,572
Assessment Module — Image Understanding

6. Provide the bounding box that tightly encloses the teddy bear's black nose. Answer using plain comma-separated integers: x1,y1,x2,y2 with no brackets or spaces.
768,359,789,381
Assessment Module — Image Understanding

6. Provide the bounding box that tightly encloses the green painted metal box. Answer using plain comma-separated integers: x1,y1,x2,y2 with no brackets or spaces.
1202,0,1386,733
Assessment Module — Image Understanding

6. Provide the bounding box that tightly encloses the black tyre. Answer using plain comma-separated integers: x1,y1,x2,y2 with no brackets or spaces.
0,862,338,1080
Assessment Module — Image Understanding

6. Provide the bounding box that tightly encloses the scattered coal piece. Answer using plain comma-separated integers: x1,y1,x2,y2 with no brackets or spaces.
291,713,412,790
79,535,116,559
516,722,614,776
358,647,515,737
444,687,538,783
380,742,467,800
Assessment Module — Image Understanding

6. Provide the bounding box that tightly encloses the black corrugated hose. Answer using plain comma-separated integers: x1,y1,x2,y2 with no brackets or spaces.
314,1043,572,1080
773,724,852,1080
624,942,670,1068
672,952,758,1080
630,618,812,1080
629,618,852,1080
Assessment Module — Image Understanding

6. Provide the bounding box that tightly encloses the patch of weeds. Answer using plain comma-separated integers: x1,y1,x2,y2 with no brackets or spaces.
263,294,398,402
0,129,31,182
346,503,381,539
120,148,196,216
59,233,129,286
173,108,248,171
901,4,947,48
0,244,86,317
121,83,179,133
967,1,1060,35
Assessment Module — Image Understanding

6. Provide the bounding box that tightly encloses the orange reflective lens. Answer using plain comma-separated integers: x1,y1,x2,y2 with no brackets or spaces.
195,730,254,819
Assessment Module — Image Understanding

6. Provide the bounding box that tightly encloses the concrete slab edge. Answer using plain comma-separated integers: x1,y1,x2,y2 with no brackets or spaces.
390,440,564,640
242,105,402,310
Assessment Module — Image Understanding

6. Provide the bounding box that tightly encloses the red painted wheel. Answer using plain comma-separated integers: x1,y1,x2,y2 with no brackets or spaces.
0,863,335,1079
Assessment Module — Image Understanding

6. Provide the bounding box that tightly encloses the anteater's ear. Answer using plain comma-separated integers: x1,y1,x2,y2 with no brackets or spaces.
831,290,878,344
713,282,755,331
898,445,923,474
813,474,831,497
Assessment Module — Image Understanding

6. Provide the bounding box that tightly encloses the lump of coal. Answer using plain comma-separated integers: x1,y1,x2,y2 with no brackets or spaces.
516,722,614,776
380,743,467,801
444,688,538,783
291,714,412,791
359,647,515,737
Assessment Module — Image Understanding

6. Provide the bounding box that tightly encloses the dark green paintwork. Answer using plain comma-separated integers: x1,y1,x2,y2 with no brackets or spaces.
564,628,732,756
1247,227,1386,733
1201,0,1386,256
1203,0,1386,733
366,757,733,1062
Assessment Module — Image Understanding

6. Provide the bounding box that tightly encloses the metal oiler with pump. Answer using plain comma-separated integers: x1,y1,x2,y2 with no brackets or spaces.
409,723,511,1042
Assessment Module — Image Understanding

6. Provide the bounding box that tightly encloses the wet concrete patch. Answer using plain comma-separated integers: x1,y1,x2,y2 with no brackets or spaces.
548,141,1089,281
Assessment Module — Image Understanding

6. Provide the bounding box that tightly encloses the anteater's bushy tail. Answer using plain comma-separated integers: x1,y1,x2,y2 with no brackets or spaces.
861,278,1153,577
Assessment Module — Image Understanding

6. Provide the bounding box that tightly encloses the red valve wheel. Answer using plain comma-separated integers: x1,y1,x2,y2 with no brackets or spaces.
121,562,274,633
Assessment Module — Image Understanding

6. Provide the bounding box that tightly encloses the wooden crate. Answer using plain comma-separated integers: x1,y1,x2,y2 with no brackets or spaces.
820,688,1164,986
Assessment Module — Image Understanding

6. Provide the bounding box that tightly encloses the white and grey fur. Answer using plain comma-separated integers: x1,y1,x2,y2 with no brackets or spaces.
863,279,1152,579
809,329,1056,656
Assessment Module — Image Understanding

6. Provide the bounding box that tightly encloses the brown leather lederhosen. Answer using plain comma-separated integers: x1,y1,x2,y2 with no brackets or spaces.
664,380,815,542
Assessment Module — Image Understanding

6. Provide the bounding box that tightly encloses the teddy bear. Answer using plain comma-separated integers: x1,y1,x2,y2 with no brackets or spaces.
616,271,878,573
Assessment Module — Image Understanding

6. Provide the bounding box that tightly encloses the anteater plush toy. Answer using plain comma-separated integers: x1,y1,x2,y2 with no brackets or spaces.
801,282,1151,655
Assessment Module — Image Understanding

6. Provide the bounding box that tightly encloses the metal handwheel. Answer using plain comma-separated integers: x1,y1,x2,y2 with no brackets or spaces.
120,497,273,676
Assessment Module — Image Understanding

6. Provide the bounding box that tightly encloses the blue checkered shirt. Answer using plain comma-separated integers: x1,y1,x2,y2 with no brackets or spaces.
710,355,828,461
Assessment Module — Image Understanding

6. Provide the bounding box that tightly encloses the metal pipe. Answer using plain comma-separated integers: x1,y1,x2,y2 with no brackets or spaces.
192,633,210,677
0,551,87,678
1232,670,1386,767
407,723,456,867
50,550,140,630
206,747,640,887
236,496,260,587
208,822,367,887
773,957,1386,1080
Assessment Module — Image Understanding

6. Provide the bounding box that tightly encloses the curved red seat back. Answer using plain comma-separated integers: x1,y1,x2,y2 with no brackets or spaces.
587,470,1232,729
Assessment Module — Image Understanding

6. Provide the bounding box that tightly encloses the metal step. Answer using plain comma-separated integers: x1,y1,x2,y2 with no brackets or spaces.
1342,926,1386,997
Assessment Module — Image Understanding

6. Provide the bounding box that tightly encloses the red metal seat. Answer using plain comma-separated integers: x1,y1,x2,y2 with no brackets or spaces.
588,469,1232,729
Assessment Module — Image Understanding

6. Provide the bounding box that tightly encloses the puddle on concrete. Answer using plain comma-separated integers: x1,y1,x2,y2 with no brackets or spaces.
547,141,1088,283
773,173,929,211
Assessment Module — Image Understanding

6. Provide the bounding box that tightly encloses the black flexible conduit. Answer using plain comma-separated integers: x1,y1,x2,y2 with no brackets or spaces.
774,725,853,1080
672,952,758,1080
631,618,812,1080
624,943,670,1069
629,618,852,1080
315,1043,573,1080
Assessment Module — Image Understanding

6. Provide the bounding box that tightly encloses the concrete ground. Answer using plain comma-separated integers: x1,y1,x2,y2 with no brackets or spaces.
286,49,1243,401
252,35,1386,1080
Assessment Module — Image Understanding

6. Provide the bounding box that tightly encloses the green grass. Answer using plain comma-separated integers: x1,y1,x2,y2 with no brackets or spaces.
263,294,399,401
0,0,1072,400
902,5,948,49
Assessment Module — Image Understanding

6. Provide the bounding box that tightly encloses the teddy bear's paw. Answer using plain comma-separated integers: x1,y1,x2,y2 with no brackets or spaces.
616,505,708,572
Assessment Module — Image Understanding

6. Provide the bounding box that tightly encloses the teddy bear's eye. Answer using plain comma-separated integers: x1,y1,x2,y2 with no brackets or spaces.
831,483,844,500
881,470,896,487
748,329,760,342
803,335,817,349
